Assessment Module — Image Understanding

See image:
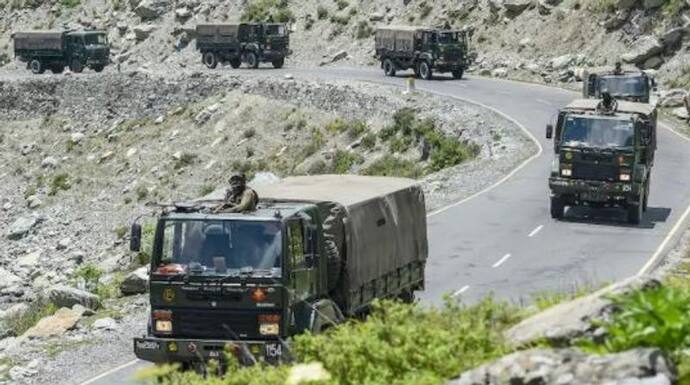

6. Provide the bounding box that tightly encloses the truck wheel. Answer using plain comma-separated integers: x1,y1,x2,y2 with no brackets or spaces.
229,58,241,69
29,59,44,74
93,64,104,73
418,61,432,80
627,202,642,225
202,52,218,69
452,69,464,79
643,178,650,212
69,59,83,73
550,196,564,220
272,58,285,69
245,52,259,69
50,65,64,74
383,59,396,77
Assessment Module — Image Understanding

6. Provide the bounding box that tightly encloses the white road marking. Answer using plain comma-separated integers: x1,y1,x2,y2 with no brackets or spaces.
78,359,140,385
535,99,553,106
452,285,470,297
638,202,690,276
492,254,512,268
528,225,544,237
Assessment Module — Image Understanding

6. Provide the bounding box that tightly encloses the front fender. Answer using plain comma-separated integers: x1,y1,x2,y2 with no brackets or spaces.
308,299,344,334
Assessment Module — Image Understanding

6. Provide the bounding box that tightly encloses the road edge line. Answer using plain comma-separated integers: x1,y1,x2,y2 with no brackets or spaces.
78,359,140,385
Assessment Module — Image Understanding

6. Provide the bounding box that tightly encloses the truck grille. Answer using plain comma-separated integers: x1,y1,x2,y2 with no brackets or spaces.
172,308,261,339
571,162,618,182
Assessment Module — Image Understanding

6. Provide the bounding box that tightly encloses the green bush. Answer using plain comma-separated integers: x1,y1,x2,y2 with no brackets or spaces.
331,150,363,173
241,0,294,22
355,20,373,39
419,3,433,18
361,133,377,150
335,0,349,10
141,299,521,385
49,173,71,195
325,118,349,134
59,0,80,8
363,155,424,179
317,5,329,19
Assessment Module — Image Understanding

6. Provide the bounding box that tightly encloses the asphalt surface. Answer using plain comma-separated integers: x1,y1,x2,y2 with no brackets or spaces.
65,67,690,385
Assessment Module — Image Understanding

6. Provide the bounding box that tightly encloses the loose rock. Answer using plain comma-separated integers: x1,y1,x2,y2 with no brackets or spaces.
120,267,149,295
46,285,101,310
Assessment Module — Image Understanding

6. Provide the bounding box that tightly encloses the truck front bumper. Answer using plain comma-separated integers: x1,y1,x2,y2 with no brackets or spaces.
549,177,641,204
134,337,287,365
433,61,465,72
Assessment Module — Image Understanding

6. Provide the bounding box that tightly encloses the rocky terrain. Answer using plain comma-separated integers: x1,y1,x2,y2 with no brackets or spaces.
0,71,528,384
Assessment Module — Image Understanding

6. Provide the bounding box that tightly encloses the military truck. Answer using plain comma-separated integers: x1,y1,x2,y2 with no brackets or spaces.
12,30,110,74
196,23,290,70
546,95,657,224
582,65,655,104
131,175,428,367
375,26,470,80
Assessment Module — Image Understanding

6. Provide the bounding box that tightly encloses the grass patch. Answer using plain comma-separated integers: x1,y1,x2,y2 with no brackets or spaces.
317,5,328,19
530,283,601,312
331,150,363,173
1,302,58,336
198,184,215,196
355,20,373,39
70,264,125,300
241,0,294,22
49,173,71,195
361,133,377,150
140,298,521,385
173,153,197,170
59,0,80,8
363,155,424,179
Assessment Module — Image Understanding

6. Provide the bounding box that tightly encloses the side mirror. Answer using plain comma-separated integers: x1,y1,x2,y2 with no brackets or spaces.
546,124,554,139
130,223,142,252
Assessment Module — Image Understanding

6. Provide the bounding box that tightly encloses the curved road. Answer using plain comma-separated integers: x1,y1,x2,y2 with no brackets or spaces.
78,67,690,385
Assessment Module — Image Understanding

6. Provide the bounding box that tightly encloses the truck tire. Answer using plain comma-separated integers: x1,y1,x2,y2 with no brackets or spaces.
245,52,259,69
93,64,104,73
202,52,218,69
627,202,642,225
452,69,464,79
383,59,396,77
69,59,83,73
50,65,64,74
29,59,44,74
643,178,650,212
272,58,285,69
229,58,241,69
418,61,432,80
550,196,564,220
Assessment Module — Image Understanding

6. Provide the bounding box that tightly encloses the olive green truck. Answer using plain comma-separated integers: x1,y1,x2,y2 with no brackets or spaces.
12,30,110,74
196,23,290,70
131,175,428,368
375,26,471,80
546,97,657,224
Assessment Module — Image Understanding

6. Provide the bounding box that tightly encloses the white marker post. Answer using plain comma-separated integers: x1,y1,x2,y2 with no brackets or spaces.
404,76,416,94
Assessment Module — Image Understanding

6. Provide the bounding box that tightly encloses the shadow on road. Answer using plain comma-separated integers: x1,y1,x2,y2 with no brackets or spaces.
562,206,672,229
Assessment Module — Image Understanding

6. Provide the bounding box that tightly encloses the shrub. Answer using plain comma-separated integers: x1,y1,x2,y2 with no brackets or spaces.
49,173,71,195
71,264,103,293
335,0,349,10
241,0,294,22
140,299,521,385
361,133,377,150
59,0,80,8
355,20,373,39
325,118,349,134
198,184,215,196
419,3,433,18
242,127,256,139
363,155,424,179
331,150,363,173
173,153,197,170
317,5,328,19
347,121,367,139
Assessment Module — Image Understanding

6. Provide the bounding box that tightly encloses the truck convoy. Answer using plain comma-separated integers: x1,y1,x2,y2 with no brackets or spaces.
375,26,471,80
196,23,291,70
131,175,428,367
546,95,657,224
12,30,110,74
582,65,655,104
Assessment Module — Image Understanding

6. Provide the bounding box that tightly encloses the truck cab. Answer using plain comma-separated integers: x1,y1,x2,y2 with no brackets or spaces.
64,31,110,73
583,69,654,104
546,98,657,224
132,175,428,369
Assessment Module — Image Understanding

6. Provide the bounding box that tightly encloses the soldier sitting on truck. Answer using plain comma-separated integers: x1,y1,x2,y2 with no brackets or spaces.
213,172,258,213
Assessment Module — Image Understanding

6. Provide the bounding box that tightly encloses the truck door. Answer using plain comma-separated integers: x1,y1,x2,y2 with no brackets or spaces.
287,219,317,333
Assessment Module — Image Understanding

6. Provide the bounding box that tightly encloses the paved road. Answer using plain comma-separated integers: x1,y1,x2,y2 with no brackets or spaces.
78,67,690,385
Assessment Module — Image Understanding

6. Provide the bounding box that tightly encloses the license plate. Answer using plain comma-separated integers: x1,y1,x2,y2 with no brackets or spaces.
581,192,608,202
136,340,161,351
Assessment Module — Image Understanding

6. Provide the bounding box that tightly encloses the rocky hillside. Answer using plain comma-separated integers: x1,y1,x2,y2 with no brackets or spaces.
1,0,689,88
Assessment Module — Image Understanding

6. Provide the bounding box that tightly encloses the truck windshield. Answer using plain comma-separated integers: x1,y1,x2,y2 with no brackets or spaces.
561,116,634,148
84,34,107,45
265,25,285,36
597,75,647,98
155,219,282,276
437,32,458,44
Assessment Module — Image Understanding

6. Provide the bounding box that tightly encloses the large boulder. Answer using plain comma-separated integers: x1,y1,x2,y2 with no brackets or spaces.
621,36,664,64
133,24,157,41
23,307,85,338
505,276,659,347
550,54,574,70
658,89,687,108
672,107,689,120
134,0,170,19
120,267,149,295
46,286,100,311
0,268,21,290
7,216,39,240
447,348,676,385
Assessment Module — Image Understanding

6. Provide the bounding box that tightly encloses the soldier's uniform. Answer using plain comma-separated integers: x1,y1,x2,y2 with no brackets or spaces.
214,173,258,213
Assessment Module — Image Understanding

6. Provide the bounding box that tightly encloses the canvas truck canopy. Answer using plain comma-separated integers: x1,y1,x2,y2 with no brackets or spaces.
375,26,430,52
196,24,241,37
13,31,65,51
256,175,428,289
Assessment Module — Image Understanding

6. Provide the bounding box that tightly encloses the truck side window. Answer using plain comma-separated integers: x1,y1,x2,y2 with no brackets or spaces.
288,221,305,266
288,220,313,298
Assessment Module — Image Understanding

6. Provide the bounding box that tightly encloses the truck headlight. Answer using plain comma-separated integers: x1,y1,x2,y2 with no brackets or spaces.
155,320,173,333
561,168,572,177
619,173,631,181
259,314,280,336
